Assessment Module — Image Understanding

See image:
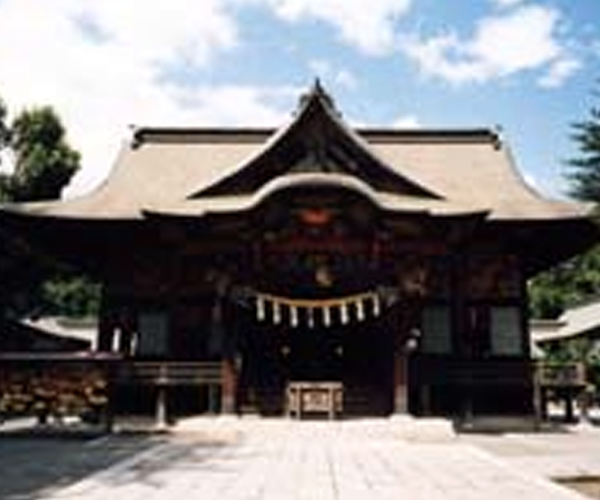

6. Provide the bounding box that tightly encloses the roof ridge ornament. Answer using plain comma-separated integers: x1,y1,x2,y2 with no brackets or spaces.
297,78,339,116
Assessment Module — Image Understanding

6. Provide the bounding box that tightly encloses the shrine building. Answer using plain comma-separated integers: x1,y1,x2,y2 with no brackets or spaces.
1,83,597,419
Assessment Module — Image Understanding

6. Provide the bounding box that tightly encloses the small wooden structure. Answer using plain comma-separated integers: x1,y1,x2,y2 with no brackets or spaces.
286,381,343,419
0,83,597,421
536,361,587,422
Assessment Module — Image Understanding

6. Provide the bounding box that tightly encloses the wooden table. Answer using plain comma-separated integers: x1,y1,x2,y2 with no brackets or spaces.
286,381,343,420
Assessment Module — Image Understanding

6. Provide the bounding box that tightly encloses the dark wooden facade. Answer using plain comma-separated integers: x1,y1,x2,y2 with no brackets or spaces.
91,197,532,417
1,83,597,419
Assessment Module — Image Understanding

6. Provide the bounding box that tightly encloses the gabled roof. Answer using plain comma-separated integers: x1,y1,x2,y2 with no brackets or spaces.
0,84,593,223
192,81,439,200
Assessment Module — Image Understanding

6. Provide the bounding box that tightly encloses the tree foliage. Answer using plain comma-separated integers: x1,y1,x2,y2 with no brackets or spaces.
41,274,100,318
0,96,11,203
4,106,80,201
0,96,9,150
529,245,600,319
0,95,98,320
567,84,600,202
529,82,600,320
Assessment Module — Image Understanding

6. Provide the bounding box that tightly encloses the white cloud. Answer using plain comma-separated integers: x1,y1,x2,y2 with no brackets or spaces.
392,115,420,128
167,84,298,127
0,0,290,196
335,70,358,90
256,0,412,55
75,1,238,70
402,5,578,87
538,57,581,88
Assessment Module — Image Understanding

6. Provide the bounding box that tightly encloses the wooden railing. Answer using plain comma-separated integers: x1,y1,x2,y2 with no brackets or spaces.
0,356,224,428
411,355,533,387
112,361,222,387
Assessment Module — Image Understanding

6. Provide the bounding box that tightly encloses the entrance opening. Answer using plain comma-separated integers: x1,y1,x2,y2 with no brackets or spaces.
288,325,342,381
238,307,395,416
236,185,403,416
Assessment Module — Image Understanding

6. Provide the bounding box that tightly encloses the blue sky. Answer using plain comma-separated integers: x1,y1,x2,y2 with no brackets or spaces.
0,0,599,198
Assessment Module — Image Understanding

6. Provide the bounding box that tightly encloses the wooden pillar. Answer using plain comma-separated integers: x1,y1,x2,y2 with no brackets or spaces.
155,364,169,428
221,358,237,414
392,301,410,414
98,305,114,351
564,391,576,423
155,386,168,428
393,352,408,413
451,250,472,420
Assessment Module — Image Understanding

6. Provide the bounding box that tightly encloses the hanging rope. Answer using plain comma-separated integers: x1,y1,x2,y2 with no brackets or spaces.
256,290,378,309
253,289,394,328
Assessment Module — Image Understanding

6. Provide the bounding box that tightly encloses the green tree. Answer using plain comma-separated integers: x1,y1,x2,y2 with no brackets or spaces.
41,274,100,318
568,85,600,202
529,245,600,319
7,106,80,201
0,96,98,320
529,83,600,319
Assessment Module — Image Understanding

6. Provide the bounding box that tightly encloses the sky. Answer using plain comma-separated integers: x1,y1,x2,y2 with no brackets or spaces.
0,0,599,199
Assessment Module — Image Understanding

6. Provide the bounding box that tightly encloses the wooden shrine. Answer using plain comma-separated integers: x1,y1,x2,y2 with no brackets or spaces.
0,82,597,420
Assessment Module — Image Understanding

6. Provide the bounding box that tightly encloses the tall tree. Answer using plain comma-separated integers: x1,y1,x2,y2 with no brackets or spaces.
0,97,92,320
529,83,600,319
568,84,600,202
7,106,80,201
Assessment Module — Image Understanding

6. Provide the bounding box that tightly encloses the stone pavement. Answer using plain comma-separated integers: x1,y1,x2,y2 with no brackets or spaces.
0,429,161,499
459,423,600,480
27,417,593,500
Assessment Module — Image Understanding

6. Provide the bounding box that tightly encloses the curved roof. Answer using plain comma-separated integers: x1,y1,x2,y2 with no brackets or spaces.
1,84,592,223
143,173,487,218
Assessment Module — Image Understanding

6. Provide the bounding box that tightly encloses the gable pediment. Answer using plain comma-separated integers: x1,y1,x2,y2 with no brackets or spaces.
190,82,440,200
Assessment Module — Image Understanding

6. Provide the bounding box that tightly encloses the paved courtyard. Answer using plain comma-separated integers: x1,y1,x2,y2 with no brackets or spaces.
2,417,599,500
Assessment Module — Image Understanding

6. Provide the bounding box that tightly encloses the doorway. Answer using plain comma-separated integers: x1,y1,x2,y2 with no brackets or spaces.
238,311,395,416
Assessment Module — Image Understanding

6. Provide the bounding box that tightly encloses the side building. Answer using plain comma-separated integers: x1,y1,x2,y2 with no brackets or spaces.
1,84,597,418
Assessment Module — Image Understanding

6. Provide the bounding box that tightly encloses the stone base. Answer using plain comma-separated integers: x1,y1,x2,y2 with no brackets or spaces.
454,415,541,433
390,415,455,442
